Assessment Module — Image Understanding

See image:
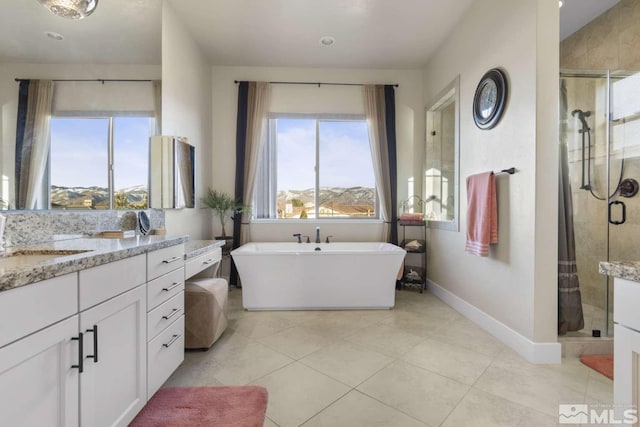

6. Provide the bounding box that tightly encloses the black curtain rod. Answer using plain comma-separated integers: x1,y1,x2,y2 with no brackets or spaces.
14,78,153,83
234,80,399,88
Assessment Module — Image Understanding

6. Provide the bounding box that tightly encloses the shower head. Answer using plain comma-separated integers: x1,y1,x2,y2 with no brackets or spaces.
572,109,591,118
572,109,591,132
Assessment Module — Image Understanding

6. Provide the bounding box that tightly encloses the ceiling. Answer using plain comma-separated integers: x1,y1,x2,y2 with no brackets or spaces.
166,0,476,68
0,0,623,67
560,0,620,41
0,0,161,64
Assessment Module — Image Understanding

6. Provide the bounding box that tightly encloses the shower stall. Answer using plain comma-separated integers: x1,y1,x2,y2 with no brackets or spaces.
559,69,640,338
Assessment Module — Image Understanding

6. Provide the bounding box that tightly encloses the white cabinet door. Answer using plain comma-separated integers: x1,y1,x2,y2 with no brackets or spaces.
80,285,147,427
0,315,79,427
614,324,640,421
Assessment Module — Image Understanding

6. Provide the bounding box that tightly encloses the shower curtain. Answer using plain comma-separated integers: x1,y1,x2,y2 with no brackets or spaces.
558,79,585,334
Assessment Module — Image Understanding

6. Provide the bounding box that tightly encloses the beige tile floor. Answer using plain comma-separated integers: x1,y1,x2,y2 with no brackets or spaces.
165,289,613,427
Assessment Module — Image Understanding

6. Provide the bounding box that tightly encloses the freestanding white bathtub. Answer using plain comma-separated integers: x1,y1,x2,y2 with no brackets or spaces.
231,242,406,310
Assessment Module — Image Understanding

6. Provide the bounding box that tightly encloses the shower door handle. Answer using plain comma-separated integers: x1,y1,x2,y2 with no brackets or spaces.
608,200,626,225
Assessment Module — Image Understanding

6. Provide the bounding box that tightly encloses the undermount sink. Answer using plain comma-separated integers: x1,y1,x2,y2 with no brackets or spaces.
0,249,93,268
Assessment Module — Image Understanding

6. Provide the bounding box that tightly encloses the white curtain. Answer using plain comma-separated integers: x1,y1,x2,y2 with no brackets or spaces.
16,80,54,209
240,81,271,245
363,85,392,242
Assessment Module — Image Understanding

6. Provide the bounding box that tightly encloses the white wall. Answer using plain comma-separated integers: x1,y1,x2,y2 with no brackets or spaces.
0,63,160,208
161,1,212,239
422,0,558,357
210,66,423,242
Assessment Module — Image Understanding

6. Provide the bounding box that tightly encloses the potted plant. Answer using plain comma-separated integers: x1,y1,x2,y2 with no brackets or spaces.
201,188,248,251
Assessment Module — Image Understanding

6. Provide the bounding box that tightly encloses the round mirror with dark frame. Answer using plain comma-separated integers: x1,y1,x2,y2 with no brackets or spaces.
473,68,508,130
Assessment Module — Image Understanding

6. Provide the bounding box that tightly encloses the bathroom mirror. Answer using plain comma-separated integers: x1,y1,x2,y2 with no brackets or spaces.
0,0,161,211
149,136,195,209
424,76,460,231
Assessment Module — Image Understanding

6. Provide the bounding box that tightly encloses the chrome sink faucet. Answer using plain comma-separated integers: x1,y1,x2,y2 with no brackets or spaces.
293,233,302,243
315,226,321,244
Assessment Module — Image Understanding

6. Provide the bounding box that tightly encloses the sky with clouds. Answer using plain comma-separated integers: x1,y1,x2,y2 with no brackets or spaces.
276,118,375,192
50,117,151,190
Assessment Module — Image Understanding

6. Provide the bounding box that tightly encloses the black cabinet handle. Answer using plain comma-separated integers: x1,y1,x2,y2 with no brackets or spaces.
162,282,181,292
162,308,180,320
162,256,182,264
85,325,98,363
608,200,626,225
202,259,216,265
71,332,84,373
163,334,181,348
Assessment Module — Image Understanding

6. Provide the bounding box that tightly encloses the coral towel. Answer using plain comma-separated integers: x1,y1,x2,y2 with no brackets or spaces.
465,172,498,257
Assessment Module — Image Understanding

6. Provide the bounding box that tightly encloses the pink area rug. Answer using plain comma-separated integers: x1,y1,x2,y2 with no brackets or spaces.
580,354,614,380
129,386,268,427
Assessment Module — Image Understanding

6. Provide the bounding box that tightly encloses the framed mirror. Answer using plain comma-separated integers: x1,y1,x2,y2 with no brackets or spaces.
0,0,161,211
425,76,460,231
149,136,195,209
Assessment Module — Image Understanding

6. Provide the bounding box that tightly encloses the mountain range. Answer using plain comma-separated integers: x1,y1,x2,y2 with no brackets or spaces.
50,185,147,209
277,186,375,209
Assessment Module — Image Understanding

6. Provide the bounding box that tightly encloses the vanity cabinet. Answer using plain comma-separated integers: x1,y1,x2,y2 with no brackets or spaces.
614,277,640,414
0,240,186,427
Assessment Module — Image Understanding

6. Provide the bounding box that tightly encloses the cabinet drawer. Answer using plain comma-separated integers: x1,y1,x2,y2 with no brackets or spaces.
147,292,184,341
615,278,640,331
148,316,184,399
147,267,184,311
147,244,185,281
0,274,77,348
185,248,222,279
79,254,146,311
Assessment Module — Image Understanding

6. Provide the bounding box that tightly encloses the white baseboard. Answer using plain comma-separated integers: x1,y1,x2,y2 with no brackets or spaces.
427,279,561,364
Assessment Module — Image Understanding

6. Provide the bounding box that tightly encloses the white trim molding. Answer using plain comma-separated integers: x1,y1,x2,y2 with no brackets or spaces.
427,279,561,364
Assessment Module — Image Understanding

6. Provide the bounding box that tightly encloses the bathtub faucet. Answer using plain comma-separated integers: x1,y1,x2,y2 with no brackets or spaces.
315,227,321,244
293,233,302,243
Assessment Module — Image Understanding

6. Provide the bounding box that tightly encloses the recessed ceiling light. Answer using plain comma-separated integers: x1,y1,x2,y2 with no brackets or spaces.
559,0,564,7
319,36,336,46
46,31,64,41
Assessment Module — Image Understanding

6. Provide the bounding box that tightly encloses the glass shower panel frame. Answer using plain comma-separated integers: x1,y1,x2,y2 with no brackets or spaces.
560,70,612,337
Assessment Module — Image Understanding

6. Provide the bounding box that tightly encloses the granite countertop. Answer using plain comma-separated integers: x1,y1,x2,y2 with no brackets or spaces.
0,235,188,293
599,261,640,282
184,239,225,260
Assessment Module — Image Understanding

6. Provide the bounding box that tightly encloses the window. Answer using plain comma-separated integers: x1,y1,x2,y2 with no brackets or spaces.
49,115,154,210
256,115,377,219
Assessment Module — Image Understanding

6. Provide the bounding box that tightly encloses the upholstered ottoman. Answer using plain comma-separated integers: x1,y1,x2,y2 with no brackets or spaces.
184,278,228,349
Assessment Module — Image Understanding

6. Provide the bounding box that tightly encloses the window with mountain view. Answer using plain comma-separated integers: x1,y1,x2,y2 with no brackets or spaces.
50,115,153,210
255,115,377,219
